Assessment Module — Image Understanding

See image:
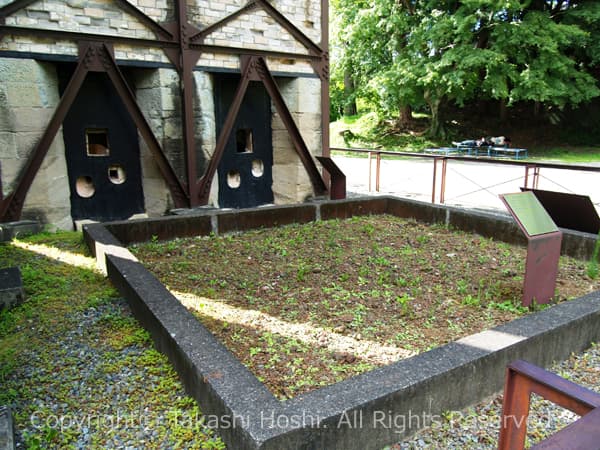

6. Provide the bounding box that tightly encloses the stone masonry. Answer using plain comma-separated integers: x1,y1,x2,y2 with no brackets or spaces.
0,0,325,227
0,58,72,228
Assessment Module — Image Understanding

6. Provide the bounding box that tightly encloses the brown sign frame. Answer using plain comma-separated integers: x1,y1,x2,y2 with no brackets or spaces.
500,192,562,307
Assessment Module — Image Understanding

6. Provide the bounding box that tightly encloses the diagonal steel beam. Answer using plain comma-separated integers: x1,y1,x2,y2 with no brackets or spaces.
97,42,189,208
197,58,252,204
196,55,327,205
190,0,322,56
254,0,323,55
0,0,37,21
0,43,91,221
0,41,190,221
0,0,173,41
252,56,326,196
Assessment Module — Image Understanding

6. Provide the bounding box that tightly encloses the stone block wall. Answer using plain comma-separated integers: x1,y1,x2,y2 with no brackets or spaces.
272,77,322,203
0,0,325,226
134,68,174,217
2,0,167,40
0,58,71,228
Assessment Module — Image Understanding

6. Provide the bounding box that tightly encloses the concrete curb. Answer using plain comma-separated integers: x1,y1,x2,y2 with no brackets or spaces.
0,221,42,243
0,406,15,450
0,267,24,310
83,196,600,449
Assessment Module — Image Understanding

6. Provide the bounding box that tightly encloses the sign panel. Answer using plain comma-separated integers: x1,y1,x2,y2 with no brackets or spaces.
500,191,562,306
501,191,559,237
520,188,600,234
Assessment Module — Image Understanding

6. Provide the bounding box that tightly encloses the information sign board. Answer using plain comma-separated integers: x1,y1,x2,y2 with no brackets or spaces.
501,191,558,237
500,192,562,307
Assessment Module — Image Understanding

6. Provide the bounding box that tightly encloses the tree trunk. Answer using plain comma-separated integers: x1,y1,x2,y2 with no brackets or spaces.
425,94,445,138
533,101,541,119
397,104,413,129
499,98,508,122
343,69,357,116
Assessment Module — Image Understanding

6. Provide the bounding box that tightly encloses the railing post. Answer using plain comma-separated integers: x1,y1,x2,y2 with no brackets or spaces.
440,158,447,204
498,366,532,450
432,157,438,203
524,165,541,189
376,151,381,192
368,151,373,192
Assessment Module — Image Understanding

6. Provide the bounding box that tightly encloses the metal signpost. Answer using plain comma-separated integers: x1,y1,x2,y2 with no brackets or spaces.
500,191,562,307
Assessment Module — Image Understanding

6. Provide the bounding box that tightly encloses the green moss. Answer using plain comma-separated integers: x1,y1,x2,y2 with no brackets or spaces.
0,231,224,448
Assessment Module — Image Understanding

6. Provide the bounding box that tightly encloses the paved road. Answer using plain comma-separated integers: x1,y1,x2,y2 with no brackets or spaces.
332,155,600,214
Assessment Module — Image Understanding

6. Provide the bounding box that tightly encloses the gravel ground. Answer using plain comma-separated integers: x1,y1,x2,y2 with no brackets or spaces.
8,299,223,449
391,343,599,449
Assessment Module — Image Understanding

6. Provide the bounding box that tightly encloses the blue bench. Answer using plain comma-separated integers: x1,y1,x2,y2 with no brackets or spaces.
490,147,528,159
423,147,462,156
453,143,491,156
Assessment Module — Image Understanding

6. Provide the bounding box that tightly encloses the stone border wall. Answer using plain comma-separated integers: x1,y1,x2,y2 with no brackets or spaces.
83,196,600,449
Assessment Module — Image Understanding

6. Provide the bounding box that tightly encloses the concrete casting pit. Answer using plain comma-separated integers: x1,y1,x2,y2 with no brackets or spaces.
83,196,600,449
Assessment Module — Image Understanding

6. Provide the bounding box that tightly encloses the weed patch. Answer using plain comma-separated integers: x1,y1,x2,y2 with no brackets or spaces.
131,215,599,399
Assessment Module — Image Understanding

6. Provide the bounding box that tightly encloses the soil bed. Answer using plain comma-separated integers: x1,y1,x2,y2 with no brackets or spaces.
130,215,598,400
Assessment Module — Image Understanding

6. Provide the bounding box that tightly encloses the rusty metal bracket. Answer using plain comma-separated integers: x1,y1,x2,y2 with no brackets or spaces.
310,51,330,82
316,156,345,200
498,359,600,450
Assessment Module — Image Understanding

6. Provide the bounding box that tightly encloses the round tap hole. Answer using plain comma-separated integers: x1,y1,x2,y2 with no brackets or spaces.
75,175,95,198
227,170,241,189
108,164,126,184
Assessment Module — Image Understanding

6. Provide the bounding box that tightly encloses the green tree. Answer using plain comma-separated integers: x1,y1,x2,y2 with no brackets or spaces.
332,0,600,138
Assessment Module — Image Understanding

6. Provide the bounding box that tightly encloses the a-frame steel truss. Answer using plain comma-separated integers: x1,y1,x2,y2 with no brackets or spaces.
0,0,330,222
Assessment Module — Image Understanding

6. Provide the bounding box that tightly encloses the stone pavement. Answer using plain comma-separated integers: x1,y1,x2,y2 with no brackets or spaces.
332,155,600,214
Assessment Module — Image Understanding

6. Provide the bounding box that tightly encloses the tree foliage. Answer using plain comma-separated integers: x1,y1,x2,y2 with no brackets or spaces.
331,0,600,138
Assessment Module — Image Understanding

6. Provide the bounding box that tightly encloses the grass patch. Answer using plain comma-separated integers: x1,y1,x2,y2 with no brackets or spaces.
330,112,439,151
330,113,600,162
131,215,598,400
0,232,224,449
527,146,600,163
588,231,600,279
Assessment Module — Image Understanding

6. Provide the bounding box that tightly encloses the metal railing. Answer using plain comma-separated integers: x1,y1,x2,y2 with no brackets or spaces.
330,147,600,207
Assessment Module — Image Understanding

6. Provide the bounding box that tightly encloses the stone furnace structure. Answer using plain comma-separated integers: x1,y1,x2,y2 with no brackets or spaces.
0,0,331,228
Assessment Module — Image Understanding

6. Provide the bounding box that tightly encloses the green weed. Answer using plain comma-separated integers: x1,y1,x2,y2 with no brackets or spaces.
587,231,600,279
